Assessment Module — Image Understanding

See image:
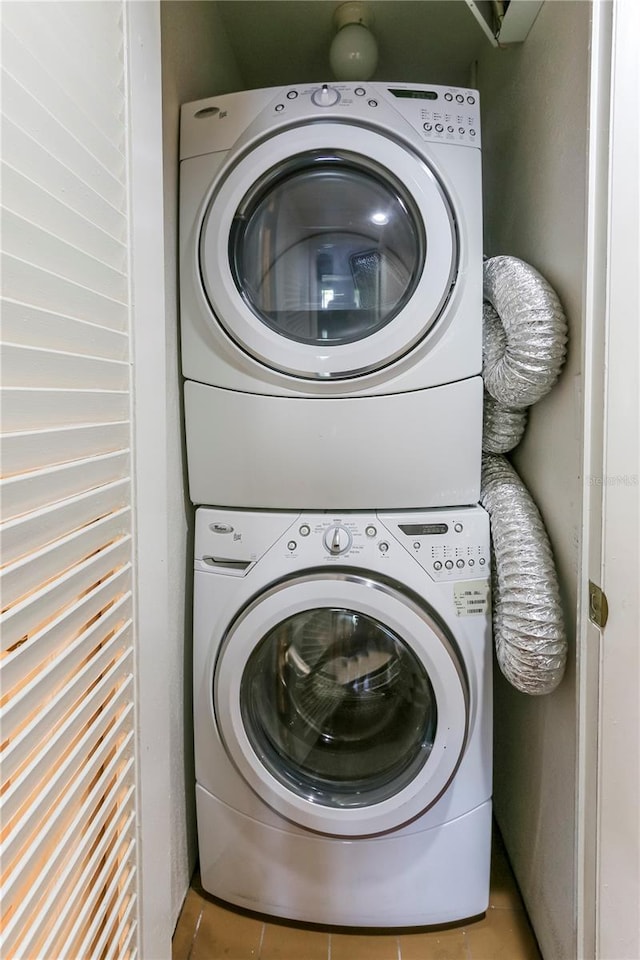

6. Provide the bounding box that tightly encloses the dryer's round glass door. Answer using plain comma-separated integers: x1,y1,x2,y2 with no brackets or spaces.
229,152,424,346
240,607,436,807
199,122,457,380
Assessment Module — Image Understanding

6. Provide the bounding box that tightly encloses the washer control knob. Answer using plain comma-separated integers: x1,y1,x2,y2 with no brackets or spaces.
323,525,352,555
299,524,311,537
312,84,341,107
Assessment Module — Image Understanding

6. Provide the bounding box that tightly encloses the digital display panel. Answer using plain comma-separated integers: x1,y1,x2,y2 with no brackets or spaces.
398,523,449,536
389,89,438,101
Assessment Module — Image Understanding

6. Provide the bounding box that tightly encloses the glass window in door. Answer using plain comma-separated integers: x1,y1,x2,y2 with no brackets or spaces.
240,607,437,808
229,151,425,346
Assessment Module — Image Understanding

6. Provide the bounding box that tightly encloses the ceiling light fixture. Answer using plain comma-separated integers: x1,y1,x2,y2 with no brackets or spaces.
329,1,378,82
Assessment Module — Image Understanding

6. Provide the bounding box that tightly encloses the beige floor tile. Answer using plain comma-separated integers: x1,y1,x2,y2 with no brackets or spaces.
191,899,264,960
259,922,329,960
330,932,399,960
172,889,204,960
400,926,470,960
466,907,541,960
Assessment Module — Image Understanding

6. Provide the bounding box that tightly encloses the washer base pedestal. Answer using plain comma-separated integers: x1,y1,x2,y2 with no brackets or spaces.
195,784,492,926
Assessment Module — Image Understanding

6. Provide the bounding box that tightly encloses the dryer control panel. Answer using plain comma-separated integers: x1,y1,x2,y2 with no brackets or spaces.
180,81,481,160
265,82,481,149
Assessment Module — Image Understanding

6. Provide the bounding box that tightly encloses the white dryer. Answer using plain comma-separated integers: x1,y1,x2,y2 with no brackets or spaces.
180,82,484,509
193,505,492,926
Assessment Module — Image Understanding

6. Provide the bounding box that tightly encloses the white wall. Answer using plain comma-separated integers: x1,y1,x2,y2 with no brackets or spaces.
478,3,591,958
159,0,242,926
596,2,640,956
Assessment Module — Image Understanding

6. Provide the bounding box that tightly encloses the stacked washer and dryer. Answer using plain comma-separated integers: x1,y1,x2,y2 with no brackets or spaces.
179,81,492,927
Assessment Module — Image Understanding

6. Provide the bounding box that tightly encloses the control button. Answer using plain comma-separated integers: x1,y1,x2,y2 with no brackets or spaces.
470,129,477,137
459,127,465,135
435,123,444,132
447,125,454,133
311,84,341,107
286,90,298,99
456,94,464,103
423,122,432,132
444,92,453,101
299,524,311,537
454,523,463,533
456,559,465,568
355,87,366,96
365,525,377,538
275,103,285,112
445,559,454,570
287,540,297,551
468,558,475,567
433,560,443,571
479,557,486,565
413,541,421,550
467,95,476,104
379,541,389,553
368,99,378,107
323,525,352,555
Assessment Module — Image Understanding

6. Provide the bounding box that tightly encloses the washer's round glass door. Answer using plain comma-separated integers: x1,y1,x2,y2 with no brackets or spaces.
214,572,468,836
229,152,424,347
199,123,457,380
241,607,436,807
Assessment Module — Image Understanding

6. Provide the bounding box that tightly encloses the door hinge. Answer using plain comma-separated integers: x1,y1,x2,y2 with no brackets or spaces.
589,581,609,629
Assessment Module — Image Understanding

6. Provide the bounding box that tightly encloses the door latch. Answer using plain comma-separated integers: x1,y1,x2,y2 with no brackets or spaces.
588,581,609,629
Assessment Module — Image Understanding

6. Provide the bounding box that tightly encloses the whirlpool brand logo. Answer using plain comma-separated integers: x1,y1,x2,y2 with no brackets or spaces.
210,522,234,534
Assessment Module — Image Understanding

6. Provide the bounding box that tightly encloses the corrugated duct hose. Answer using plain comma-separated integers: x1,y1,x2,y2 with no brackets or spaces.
480,256,569,694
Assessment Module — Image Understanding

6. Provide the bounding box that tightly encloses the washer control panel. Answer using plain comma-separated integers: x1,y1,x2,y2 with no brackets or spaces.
195,506,490,582
294,511,490,581
379,511,490,581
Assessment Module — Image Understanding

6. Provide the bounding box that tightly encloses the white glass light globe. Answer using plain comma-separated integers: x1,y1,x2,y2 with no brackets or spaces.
329,22,378,81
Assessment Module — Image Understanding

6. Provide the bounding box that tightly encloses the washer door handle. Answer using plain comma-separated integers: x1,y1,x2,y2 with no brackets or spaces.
203,556,250,571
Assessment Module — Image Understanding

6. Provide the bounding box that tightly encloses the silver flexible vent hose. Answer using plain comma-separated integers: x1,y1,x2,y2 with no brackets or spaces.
480,256,568,694
481,454,566,694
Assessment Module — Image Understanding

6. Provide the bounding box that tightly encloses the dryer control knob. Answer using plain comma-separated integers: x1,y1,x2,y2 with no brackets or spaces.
323,525,352,555
312,84,341,107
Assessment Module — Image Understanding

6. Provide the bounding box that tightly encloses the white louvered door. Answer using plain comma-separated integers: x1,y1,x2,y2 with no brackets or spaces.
1,3,140,957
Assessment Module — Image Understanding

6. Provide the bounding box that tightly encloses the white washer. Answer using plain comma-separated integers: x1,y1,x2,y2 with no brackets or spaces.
180,82,484,509
194,505,492,926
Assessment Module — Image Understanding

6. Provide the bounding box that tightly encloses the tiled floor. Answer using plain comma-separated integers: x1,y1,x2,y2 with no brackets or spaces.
172,828,541,960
